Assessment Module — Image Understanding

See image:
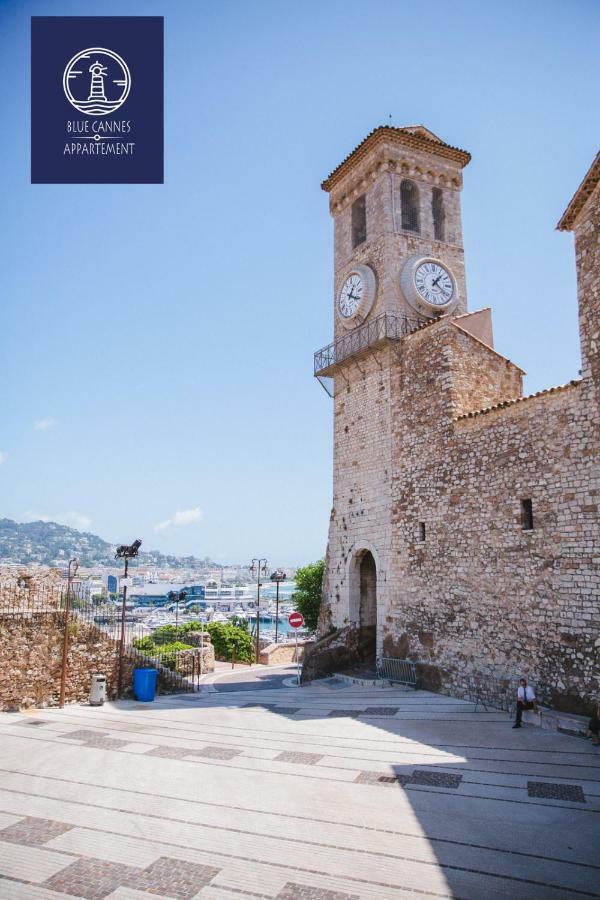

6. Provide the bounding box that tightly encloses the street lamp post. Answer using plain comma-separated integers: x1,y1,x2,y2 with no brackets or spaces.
270,569,286,644
249,558,268,663
116,539,142,698
168,589,187,639
59,557,79,708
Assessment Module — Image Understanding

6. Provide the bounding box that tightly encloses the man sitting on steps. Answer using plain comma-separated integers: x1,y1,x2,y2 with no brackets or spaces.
513,678,537,728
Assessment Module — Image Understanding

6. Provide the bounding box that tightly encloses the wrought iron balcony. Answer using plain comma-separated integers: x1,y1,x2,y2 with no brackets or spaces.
313,312,423,377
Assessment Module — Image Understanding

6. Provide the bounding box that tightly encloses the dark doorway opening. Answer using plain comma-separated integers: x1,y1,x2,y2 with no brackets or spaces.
358,551,377,663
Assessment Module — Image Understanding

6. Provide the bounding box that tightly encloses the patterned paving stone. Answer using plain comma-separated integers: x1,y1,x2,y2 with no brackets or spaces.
353,770,408,787
275,751,324,765
527,781,586,803
361,707,399,716
146,746,196,760
326,710,362,718
127,856,220,898
192,746,241,760
64,729,109,741
15,719,49,727
409,770,463,789
276,882,359,900
0,816,73,846
44,858,140,899
43,855,221,899
81,736,129,751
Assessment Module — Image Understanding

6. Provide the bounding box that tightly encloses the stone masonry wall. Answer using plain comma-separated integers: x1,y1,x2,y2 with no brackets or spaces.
325,347,394,634
0,613,135,710
385,318,599,714
573,178,600,388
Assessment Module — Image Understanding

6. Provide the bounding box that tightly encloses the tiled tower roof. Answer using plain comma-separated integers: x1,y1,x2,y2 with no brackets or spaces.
321,125,471,192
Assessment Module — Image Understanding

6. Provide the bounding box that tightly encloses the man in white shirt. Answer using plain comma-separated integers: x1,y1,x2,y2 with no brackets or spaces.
513,678,537,728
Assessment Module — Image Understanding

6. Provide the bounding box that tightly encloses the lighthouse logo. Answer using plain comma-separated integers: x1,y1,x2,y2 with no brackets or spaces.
63,47,131,116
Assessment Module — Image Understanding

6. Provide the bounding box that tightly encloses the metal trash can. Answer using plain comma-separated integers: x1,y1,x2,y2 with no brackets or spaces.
133,668,159,702
89,674,107,706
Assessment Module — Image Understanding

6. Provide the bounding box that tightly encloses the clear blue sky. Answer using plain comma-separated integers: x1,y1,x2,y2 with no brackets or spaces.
1,0,598,565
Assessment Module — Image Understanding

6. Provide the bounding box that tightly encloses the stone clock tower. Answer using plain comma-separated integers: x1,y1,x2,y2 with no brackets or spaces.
325,125,471,339
313,125,472,668
306,134,599,716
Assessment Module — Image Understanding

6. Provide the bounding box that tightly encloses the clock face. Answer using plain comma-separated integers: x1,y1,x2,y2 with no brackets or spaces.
339,273,364,318
414,262,454,306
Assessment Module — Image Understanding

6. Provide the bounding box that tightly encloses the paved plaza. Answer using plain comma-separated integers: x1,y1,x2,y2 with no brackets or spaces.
0,669,599,899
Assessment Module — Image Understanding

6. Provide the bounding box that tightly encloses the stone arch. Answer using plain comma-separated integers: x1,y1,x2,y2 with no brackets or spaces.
348,545,379,663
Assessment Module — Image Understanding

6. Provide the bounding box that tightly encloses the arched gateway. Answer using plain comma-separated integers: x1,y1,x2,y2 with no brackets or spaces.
349,549,377,664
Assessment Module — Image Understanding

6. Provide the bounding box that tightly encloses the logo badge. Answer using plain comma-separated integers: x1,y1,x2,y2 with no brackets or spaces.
63,47,131,116
31,17,163,184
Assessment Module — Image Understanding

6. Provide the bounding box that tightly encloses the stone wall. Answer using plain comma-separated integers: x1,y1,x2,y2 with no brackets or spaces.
320,314,599,714
179,631,216,672
573,177,600,388
386,317,598,712
0,613,135,709
0,612,214,710
258,640,313,666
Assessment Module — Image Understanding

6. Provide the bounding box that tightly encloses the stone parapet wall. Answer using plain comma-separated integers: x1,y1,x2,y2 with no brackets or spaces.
0,613,135,709
258,640,313,666
178,631,215,672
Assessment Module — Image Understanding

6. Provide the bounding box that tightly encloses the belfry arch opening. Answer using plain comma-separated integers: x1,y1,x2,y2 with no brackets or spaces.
349,549,377,664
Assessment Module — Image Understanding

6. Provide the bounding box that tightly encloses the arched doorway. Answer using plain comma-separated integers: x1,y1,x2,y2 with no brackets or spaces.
349,549,377,664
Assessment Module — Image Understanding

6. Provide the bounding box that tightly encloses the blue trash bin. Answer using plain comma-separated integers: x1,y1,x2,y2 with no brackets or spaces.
133,668,159,702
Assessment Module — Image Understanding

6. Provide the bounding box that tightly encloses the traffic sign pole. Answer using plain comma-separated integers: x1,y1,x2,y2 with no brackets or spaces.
288,612,304,686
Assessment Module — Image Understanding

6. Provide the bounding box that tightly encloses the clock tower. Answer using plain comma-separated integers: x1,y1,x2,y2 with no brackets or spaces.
313,125,472,669
324,126,471,338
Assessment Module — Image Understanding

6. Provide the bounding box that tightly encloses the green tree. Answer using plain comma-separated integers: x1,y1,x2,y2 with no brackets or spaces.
205,621,254,663
292,559,324,632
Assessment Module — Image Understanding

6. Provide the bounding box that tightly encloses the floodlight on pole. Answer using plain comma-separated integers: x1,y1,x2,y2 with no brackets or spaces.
250,558,268,662
116,539,142,698
270,569,286,643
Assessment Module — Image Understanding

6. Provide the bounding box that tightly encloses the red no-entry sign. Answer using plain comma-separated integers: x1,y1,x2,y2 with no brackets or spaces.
288,611,304,629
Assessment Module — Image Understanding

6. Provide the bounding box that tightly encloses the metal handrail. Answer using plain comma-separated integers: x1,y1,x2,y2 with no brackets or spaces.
314,312,423,376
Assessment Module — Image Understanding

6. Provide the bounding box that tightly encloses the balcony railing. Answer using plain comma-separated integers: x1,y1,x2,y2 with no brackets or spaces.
314,312,423,377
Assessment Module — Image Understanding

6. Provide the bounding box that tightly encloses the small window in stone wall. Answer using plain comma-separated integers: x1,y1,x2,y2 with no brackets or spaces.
521,499,534,531
432,187,445,241
419,522,426,542
401,179,420,233
351,195,367,248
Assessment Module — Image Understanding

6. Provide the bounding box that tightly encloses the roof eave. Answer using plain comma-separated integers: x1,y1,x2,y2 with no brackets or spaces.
321,126,471,193
557,152,600,231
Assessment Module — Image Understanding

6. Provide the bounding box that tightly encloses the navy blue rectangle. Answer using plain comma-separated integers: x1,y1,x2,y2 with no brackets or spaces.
31,16,164,184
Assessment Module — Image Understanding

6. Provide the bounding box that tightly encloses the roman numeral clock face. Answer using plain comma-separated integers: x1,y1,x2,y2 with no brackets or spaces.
400,256,458,317
339,274,363,317
337,264,377,328
414,262,454,306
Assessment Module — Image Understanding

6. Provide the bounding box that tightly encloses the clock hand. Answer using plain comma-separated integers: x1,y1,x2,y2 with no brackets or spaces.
431,274,442,288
